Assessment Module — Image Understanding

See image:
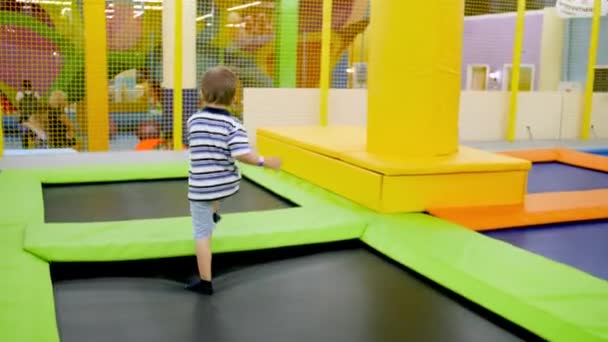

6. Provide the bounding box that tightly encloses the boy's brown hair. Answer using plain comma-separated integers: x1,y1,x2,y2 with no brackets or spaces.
200,66,237,106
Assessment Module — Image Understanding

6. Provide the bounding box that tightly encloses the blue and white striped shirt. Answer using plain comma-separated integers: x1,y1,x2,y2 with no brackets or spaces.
187,107,251,201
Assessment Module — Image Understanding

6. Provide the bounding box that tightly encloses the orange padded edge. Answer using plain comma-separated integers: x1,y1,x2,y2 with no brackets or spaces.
500,148,608,172
557,148,608,172
429,189,608,231
499,148,559,162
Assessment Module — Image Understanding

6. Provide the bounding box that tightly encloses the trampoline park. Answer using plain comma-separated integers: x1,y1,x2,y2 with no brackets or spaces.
2,1,608,342
1,147,608,342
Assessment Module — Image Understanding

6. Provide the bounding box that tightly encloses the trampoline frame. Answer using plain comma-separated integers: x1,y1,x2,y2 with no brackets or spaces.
431,148,608,230
500,147,608,173
1,160,607,342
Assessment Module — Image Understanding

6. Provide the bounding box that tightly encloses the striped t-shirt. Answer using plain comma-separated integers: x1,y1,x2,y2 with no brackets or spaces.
187,107,251,201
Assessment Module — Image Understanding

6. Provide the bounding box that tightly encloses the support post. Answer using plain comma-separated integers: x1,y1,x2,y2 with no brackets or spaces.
173,0,183,150
581,0,602,140
163,0,197,149
507,0,526,141
319,0,332,126
275,0,299,88
83,0,109,151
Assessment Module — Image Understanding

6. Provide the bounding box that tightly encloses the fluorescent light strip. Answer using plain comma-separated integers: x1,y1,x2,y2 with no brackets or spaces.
227,1,261,12
196,13,213,22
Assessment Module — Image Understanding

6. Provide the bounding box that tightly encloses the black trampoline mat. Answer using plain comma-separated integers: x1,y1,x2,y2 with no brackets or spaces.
51,244,530,342
43,178,295,222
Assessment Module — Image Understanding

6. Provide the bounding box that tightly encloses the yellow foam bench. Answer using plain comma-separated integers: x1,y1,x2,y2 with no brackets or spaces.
258,126,531,213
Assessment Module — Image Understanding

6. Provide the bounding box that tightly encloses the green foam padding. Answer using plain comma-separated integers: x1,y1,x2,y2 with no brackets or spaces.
22,162,367,261
0,171,44,225
362,214,608,342
0,225,59,342
24,207,365,261
20,161,189,185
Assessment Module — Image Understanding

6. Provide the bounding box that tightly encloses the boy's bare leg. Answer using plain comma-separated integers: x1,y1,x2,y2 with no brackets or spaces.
195,237,212,281
212,201,221,223
186,200,219,295
196,201,219,280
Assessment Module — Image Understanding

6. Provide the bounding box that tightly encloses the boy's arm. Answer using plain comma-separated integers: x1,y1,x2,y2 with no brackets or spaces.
235,151,281,169
229,124,281,169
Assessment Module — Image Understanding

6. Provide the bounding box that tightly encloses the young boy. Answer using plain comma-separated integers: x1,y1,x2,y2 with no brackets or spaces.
185,66,281,295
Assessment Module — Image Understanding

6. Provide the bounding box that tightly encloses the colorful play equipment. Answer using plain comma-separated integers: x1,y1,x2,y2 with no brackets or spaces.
1,0,368,152
0,0,367,107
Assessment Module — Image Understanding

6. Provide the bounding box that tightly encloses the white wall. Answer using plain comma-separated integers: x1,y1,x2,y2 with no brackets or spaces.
243,88,608,144
459,91,508,140
327,89,367,125
592,93,608,138
243,88,319,145
562,91,582,139
515,92,564,140
539,7,565,91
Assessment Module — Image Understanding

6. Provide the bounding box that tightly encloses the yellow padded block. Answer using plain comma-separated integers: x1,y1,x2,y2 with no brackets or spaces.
258,126,531,176
258,134,382,210
340,147,531,176
258,126,530,213
257,126,366,158
381,171,528,213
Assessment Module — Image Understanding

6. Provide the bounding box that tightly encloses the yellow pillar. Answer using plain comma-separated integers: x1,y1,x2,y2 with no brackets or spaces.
173,0,183,150
319,0,333,126
366,1,463,157
581,0,602,140
507,0,526,141
83,0,109,151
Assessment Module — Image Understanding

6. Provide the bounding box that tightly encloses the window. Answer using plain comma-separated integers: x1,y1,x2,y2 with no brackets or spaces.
466,64,489,90
502,64,535,91
593,66,608,92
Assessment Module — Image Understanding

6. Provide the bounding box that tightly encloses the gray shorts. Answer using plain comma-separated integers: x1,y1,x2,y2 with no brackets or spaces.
189,200,215,240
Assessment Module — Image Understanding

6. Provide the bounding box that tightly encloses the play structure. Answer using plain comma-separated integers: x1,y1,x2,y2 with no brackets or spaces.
1,0,368,149
1,1,608,342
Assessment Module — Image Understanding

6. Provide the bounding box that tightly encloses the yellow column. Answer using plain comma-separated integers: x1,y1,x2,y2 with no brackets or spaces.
581,0,602,140
366,1,463,156
507,0,526,141
83,0,109,151
319,0,332,126
173,0,183,150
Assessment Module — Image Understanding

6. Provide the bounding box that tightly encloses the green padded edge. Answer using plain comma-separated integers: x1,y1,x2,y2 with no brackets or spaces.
0,225,59,342
0,171,44,225
21,162,367,261
362,214,608,342
24,207,365,262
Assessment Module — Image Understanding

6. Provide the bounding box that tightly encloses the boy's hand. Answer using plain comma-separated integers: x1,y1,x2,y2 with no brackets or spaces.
264,157,282,170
